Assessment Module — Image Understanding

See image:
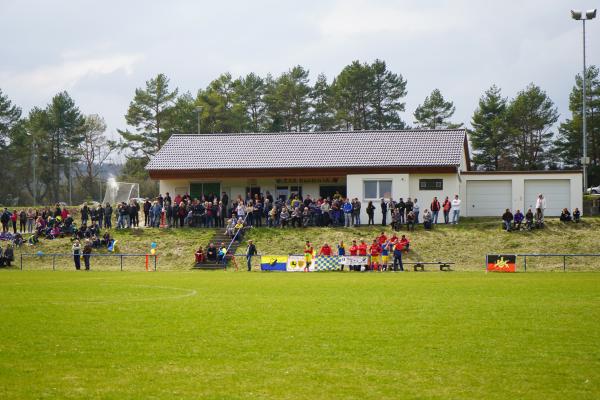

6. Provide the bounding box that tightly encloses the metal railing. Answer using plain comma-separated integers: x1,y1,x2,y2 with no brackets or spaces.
518,253,600,272
19,253,158,271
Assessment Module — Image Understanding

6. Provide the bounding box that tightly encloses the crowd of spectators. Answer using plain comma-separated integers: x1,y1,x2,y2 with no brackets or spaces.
155,190,465,232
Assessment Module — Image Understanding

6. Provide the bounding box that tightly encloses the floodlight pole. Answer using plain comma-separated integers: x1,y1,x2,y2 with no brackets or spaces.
582,18,588,192
572,9,597,192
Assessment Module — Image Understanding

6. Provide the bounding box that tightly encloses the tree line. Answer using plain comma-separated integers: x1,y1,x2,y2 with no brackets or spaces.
0,60,598,205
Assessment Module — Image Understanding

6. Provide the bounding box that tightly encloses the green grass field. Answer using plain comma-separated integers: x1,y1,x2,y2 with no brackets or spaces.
0,271,598,399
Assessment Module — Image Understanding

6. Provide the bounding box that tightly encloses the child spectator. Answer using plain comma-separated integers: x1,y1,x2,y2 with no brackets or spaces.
573,208,581,223
513,210,524,231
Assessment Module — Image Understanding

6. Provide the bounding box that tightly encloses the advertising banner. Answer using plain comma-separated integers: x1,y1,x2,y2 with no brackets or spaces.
260,255,288,271
286,255,307,272
486,255,517,272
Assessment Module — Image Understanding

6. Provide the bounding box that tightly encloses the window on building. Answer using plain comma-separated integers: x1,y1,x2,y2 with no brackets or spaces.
363,180,392,200
419,179,443,190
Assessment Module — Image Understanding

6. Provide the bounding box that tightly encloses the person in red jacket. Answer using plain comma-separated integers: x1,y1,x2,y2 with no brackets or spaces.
319,242,333,256
389,233,399,245
399,235,410,252
369,240,382,271
377,231,387,245
358,239,368,256
349,240,358,256
430,196,441,224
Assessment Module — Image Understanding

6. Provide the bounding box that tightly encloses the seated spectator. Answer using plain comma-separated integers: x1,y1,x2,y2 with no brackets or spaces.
502,209,513,231
521,210,532,230
206,243,217,261
573,208,581,223
217,242,227,262
318,242,333,256
422,209,432,230
560,208,572,222
3,244,14,266
195,247,205,264
513,210,524,231
28,232,39,245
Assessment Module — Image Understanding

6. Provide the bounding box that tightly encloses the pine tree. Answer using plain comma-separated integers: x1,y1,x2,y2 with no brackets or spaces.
470,85,509,170
310,73,335,131
119,73,178,156
370,59,407,129
506,84,559,170
554,66,600,183
414,89,462,129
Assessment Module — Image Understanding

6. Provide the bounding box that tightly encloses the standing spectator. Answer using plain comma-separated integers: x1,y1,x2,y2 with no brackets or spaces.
502,209,513,231
413,199,420,224
19,210,26,233
406,210,415,231
319,242,333,256
26,208,35,233
442,196,451,224
366,201,375,225
430,197,440,224
393,240,404,271
72,239,81,270
0,208,9,233
10,210,17,234
525,208,534,230
104,203,113,229
535,194,546,223
246,239,257,271
451,195,461,225
352,198,361,226
343,199,353,227
83,239,92,270
396,198,405,225
380,199,388,226
143,200,151,227
97,205,105,229
81,203,89,226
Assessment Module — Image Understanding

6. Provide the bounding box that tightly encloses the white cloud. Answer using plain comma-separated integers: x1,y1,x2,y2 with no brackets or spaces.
1,53,143,96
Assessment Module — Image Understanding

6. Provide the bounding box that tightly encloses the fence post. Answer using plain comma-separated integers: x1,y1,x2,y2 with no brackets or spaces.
154,255,157,271
20,253,23,270
52,255,55,271
120,255,123,271
524,256,527,272
563,255,566,272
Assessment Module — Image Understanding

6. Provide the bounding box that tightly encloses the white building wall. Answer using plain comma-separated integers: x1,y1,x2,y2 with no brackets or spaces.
459,173,583,217
408,173,461,210
347,173,409,224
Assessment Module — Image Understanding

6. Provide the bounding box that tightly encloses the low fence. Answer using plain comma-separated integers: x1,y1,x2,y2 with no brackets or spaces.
519,254,600,272
19,253,158,271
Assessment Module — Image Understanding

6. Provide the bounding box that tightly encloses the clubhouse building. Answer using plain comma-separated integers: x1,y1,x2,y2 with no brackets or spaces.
146,129,582,222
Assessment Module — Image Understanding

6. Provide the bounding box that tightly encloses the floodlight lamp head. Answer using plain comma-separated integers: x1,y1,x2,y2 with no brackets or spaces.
571,10,582,20
586,9,597,19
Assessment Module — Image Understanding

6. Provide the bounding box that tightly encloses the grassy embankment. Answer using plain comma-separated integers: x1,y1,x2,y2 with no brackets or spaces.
9,215,600,271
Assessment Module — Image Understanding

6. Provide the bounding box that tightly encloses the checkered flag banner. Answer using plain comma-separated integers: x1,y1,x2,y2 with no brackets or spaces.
314,256,341,271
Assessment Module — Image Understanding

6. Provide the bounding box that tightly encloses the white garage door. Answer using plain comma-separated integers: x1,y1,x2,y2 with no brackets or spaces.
466,180,512,217
524,179,570,217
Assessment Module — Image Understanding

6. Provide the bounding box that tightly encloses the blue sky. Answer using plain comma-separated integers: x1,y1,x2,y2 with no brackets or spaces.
1,0,599,140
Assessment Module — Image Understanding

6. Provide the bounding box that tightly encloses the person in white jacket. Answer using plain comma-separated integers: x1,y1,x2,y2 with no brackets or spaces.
535,194,547,223
451,195,461,224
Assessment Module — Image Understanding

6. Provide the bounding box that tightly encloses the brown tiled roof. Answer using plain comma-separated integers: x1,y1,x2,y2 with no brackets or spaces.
145,129,467,171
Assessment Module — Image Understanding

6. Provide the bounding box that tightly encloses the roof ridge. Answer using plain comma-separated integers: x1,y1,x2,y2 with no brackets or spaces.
169,129,466,137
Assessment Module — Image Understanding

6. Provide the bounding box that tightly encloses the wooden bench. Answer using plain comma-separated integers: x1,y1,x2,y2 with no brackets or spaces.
411,262,454,271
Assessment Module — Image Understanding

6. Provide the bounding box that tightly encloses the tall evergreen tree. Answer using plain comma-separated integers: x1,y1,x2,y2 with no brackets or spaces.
310,73,335,131
119,73,178,156
0,89,22,204
235,73,266,132
370,59,407,129
554,66,600,183
470,85,509,170
414,89,462,129
506,84,559,170
331,61,373,130
197,73,247,133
